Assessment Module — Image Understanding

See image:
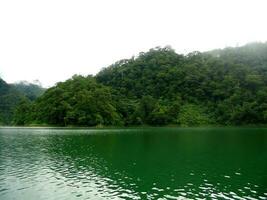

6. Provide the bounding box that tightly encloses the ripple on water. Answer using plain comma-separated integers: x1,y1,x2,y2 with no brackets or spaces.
1,128,267,200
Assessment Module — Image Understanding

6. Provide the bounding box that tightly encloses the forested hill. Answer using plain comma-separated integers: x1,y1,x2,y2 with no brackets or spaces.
0,79,45,125
5,42,267,126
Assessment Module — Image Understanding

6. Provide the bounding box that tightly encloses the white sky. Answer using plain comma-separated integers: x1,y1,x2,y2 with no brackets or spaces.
0,0,267,87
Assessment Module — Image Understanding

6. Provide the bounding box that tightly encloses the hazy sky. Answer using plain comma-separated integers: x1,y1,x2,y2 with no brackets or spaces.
0,0,267,87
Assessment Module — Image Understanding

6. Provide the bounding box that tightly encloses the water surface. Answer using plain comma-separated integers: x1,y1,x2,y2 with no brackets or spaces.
0,127,267,199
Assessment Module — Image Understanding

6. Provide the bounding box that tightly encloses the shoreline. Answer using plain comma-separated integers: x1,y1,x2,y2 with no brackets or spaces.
1,125,267,129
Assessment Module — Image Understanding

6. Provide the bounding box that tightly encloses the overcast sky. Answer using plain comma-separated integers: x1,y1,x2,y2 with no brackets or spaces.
0,0,267,87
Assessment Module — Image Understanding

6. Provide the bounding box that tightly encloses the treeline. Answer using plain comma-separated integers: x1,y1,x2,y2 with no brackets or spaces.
3,42,267,126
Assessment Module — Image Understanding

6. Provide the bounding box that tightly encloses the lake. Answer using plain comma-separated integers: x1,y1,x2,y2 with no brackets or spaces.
0,127,267,200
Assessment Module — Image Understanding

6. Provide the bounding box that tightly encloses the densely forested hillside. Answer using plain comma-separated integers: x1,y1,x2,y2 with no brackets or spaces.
20,75,121,126
96,43,267,126
4,42,267,126
0,79,44,125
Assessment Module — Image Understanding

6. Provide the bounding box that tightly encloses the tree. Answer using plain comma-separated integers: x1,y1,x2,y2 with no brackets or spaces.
13,98,32,125
178,104,214,127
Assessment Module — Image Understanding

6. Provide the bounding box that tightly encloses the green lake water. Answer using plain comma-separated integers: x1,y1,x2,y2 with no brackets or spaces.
0,127,267,199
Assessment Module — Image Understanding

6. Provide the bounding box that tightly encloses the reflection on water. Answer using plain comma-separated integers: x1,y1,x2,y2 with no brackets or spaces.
0,128,267,200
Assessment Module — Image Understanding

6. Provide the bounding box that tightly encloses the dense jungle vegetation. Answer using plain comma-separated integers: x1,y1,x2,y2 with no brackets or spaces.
1,42,267,126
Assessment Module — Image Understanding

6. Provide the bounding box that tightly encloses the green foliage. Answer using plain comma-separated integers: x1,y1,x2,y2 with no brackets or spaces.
31,75,121,126
95,43,267,126
178,104,214,127
3,42,267,126
13,98,33,125
148,105,169,125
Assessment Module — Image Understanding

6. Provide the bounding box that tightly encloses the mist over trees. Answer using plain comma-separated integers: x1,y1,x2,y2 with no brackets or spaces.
2,42,267,126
